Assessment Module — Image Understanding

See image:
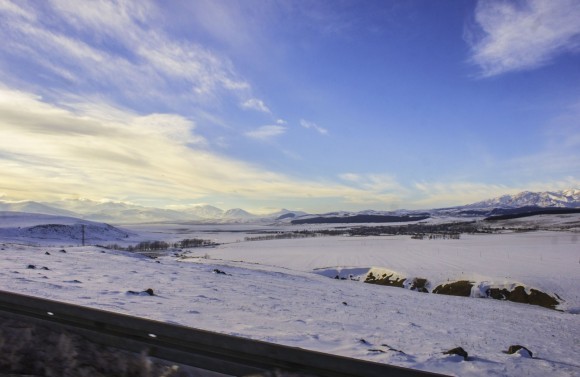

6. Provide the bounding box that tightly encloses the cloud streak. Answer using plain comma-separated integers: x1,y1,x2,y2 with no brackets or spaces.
0,0,252,107
241,98,271,113
245,125,287,140
300,119,328,135
467,0,580,77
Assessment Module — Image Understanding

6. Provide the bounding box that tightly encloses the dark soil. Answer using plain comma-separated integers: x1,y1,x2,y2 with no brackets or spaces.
433,281,473,297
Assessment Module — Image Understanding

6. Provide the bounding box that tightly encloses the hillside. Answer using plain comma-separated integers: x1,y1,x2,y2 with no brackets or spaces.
0,212,130,243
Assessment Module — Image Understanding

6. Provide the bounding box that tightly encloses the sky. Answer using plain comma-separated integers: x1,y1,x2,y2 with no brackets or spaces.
0,0,579,213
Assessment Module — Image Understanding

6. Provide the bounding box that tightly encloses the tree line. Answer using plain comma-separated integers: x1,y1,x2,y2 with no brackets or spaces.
104,238,216,252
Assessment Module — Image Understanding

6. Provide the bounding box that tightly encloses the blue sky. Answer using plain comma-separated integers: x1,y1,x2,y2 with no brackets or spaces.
0,0,579,213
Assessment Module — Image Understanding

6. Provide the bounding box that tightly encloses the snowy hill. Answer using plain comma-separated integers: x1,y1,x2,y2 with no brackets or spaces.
182,205,224,219
0,212,130,243
223,208,257,220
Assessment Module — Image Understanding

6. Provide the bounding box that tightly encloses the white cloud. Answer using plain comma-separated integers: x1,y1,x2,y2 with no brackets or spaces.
0,1,252,105
468,0,580,77
339,173,403,193
300,119,328,135
245,125,286,140
241,98,271,113
0,87,380,206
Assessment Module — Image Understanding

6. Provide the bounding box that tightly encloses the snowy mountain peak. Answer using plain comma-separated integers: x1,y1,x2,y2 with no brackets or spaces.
223,208,256,219
467,189,580,209
0,200,78,217
183,205,224,219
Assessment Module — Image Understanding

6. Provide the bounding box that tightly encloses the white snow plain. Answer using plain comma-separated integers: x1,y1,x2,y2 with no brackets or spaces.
0,215,579,376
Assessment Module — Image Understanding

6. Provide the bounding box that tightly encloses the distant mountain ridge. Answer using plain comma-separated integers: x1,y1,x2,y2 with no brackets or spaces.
0,189,577,223
0,199,308,224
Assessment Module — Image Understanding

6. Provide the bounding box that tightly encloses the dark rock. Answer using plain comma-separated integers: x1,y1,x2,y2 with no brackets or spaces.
488,288,510,300
359,338,370,345
410,278,429,293
443,347,468,360
127,288,155,296
342,301,348,306
433,281,473,297
213,269,227,275
45,251,51,255
508,286,529,304
59,249,66,253
381,344,406,354
529,289,559,309
504,345,533,358
40,267,50,270
27,264,36,269
487,286,559,310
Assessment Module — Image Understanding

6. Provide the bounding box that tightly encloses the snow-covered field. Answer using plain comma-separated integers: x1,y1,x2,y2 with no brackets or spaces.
194,232,580,311
0,214,579,376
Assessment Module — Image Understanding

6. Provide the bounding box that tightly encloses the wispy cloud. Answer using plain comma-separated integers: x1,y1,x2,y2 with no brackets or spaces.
0,1,252,107
467,0,580,77
241,98,271,113
300,119,328,135
245,125,287,140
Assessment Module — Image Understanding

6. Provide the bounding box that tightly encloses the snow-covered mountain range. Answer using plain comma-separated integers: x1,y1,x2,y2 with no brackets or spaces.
0,199,308,224
0,189,577,223
464,189,580,209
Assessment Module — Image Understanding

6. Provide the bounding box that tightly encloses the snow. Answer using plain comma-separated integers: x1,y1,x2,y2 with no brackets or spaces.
0,218,579,376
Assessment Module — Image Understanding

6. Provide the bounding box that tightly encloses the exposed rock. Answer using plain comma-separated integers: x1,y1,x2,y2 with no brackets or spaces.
529,289,559,309
381,344,406,354
488,288,510,300
410,278,429,293
443,347,468,360
487,286,560,309
127,288,155,296
433,281,473,297
504,345,533,358
26,264,36,269
365,271,405,288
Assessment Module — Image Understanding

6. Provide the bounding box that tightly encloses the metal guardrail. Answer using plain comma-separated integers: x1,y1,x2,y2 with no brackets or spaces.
0,290,449,377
